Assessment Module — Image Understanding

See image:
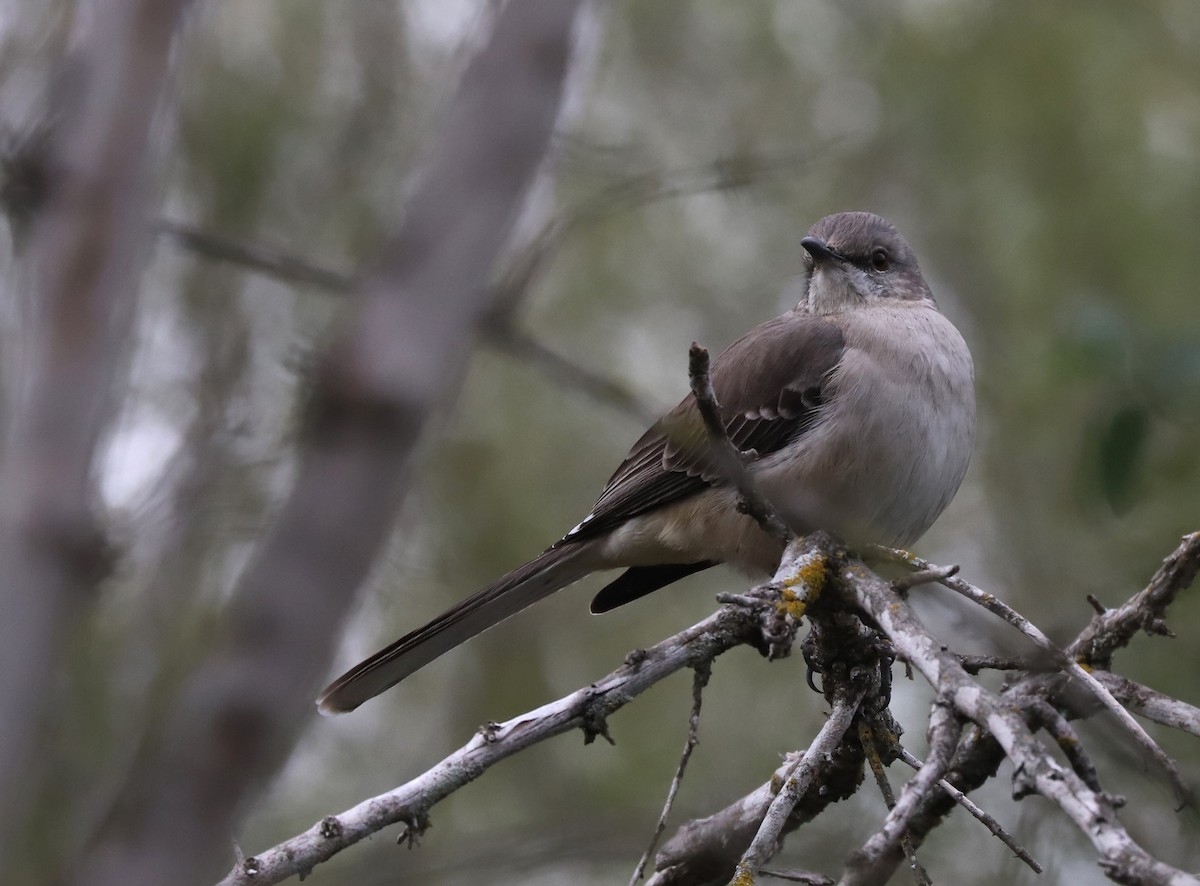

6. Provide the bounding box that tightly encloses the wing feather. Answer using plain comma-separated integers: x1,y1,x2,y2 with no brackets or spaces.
562,311,845,543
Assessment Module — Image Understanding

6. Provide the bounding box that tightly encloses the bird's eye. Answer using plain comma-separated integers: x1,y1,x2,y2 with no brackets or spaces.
870,248,890,272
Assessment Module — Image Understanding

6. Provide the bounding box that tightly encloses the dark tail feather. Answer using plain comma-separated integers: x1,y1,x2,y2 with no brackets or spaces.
318,544,593,714
589,561,715,613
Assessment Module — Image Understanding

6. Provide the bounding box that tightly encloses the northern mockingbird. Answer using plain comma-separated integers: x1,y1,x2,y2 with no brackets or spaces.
318,211,975,714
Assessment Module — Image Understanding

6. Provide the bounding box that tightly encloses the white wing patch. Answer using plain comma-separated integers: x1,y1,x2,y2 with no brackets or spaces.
565,513,596,538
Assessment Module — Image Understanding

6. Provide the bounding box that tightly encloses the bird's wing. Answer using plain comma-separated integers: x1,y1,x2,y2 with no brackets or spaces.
562,311,845,543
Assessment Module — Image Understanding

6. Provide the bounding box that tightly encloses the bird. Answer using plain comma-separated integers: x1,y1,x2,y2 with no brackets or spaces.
318,211,975,714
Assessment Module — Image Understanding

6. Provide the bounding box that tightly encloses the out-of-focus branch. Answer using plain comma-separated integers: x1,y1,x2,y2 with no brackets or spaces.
154,217,358,292
0,0,193,857
69,2,590,884
894,748,1041,874
216,536,826,886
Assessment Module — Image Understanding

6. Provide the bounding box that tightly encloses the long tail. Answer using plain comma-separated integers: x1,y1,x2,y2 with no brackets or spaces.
318,543,595,714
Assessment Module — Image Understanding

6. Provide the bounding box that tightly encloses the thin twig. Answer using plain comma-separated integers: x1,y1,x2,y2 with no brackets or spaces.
490,324,661,424
688,343,792,545
843,704,959,885
894,749,1041,874
953,653,1044,675
891,563,959,595
1017,699,1104,794
154,218,357,291
857,722,931,886
758,870,835,884
629,663,711,885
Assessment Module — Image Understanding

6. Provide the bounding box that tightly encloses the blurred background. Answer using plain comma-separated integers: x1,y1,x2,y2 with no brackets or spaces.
2,1,1198,884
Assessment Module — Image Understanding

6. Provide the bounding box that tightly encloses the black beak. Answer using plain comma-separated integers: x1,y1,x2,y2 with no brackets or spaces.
801,236,844,264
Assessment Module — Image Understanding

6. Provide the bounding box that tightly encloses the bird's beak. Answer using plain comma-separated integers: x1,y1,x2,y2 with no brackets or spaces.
800,236,844,265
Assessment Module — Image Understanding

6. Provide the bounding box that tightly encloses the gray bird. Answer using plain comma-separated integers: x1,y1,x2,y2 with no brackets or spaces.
318,211,975,714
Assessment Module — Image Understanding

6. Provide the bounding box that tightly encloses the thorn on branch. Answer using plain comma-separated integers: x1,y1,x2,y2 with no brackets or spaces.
1086,593,1107,615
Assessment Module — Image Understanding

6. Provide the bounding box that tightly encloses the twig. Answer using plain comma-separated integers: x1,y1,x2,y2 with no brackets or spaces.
856,722,931,886
842,704,959,885
870,545,1194,809
629,663,711,885
490,324,661,424
688,343,792,545
891,563,959,595
894,749,1041,874
758,870,835,885
953,653,1044,675
154,218,357,291
731,683,866,884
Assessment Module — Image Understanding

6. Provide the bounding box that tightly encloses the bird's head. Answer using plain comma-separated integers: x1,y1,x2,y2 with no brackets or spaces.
800,212,933,315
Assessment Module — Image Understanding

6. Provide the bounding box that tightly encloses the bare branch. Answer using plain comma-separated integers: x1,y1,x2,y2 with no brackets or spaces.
856,720,932,886
872,545,1193,808
842,704,958,885
154,217,357,292
894,748,1042,874
490,324,661,423
953,653,1045,675
218,537,823,886
839,557,1199,886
